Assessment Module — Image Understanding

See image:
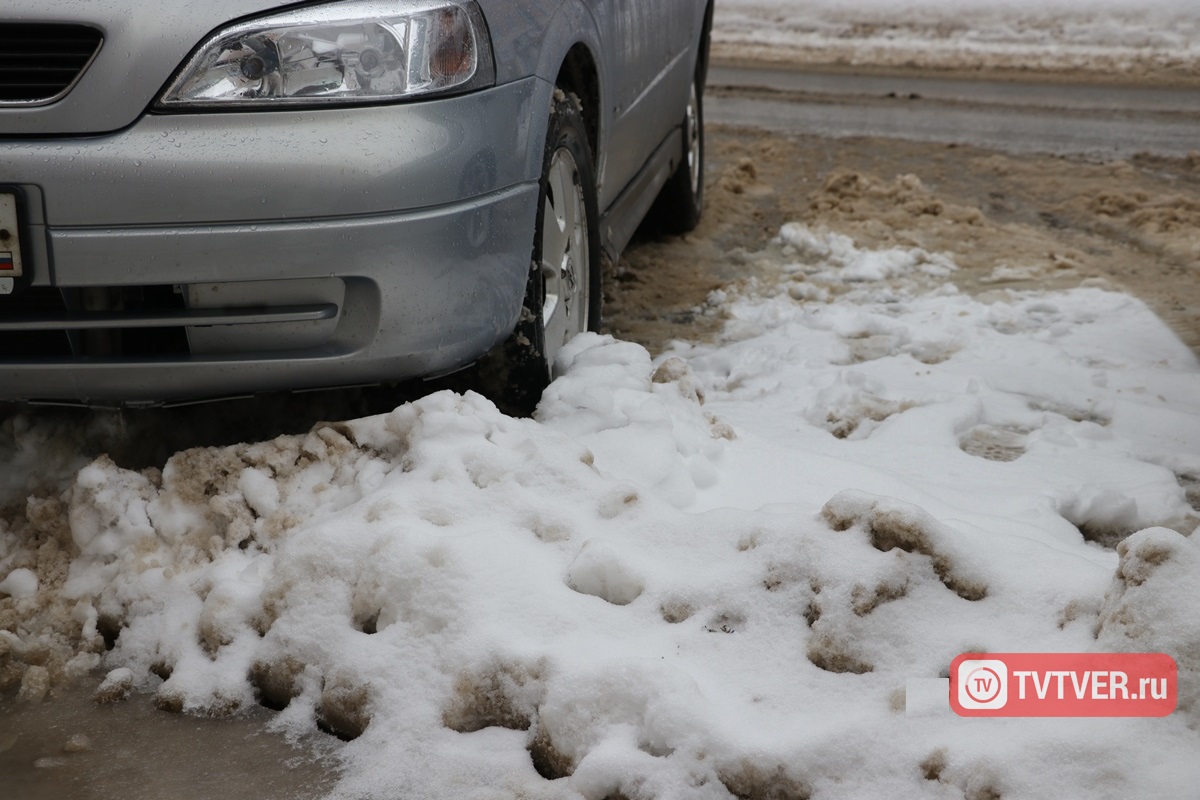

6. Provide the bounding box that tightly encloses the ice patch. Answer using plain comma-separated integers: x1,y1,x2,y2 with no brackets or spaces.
538,333,733,507
779,222,955,282
806,371,915,439
0,567,37,600
68,457,156,559
1096,528,1200,722
566,542,645,606
93,666,134,704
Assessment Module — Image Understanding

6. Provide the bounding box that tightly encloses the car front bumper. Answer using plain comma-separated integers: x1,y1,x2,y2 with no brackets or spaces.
0,77,552,405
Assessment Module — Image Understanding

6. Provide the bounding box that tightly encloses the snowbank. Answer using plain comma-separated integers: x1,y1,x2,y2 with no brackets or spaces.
714,1,1200,80
2,225,1199,798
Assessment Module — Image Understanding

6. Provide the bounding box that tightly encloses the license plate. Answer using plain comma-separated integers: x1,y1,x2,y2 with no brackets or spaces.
0,193,21,295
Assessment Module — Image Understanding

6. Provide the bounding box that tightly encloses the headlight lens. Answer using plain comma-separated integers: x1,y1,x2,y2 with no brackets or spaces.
159,0,494,108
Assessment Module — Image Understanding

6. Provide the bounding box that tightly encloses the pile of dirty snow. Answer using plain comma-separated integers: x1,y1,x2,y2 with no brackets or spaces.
2,225,1199,799
715,0,1200,80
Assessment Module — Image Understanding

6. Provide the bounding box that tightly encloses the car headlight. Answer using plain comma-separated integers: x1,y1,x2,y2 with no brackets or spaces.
158,0,494,108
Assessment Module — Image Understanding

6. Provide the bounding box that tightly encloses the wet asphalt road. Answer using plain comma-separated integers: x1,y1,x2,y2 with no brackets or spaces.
707,64,1200,158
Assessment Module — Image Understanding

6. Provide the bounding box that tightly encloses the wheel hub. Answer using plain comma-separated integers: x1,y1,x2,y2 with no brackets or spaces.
540,146,590,359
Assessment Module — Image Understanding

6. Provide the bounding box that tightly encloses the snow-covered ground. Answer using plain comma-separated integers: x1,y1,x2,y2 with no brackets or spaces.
3,225,1199,798
715,0,1200,78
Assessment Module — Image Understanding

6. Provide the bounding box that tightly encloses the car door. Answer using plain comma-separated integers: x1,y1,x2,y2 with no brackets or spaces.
591,0,695,212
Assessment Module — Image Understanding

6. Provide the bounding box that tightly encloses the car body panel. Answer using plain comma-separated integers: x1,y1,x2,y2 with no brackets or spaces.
587,0,696,210
0,0,710,405
3,182,539,404
1,78,548,227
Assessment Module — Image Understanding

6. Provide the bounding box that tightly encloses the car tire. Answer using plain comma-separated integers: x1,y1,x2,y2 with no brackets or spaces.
480,90,602,417
646,76,704,235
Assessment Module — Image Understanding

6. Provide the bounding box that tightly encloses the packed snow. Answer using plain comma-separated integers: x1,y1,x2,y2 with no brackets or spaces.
2,226,1199,799
714,0,1200,77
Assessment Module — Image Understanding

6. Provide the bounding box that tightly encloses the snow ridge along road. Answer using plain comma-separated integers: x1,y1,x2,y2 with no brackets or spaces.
713,0,1200,87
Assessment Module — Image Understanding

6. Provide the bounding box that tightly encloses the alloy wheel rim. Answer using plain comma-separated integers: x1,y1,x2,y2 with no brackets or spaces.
540,146,590,368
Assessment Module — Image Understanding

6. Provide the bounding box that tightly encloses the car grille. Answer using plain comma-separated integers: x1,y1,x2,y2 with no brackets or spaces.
0,24,103,104
0,286,190,358
0,282,343,363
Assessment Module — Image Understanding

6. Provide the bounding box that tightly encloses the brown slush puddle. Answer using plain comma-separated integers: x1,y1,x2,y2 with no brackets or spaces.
0,683,337,800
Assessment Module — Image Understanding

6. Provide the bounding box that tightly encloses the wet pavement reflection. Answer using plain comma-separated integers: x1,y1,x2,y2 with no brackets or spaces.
1,683,338,800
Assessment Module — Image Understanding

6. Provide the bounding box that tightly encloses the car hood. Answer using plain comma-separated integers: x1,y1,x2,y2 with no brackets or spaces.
1,0,345,136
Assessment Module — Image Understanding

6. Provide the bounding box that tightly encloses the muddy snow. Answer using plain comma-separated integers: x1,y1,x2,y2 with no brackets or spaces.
4,3,1200,792
715,0,1200,85
4,172,1200,796
611,127,1200,360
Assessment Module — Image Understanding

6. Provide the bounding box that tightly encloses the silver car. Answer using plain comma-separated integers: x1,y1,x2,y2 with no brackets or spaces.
0,0,711,409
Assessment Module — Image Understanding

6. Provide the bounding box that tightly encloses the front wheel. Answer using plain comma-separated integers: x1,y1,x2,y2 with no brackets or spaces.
481,91,601,416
